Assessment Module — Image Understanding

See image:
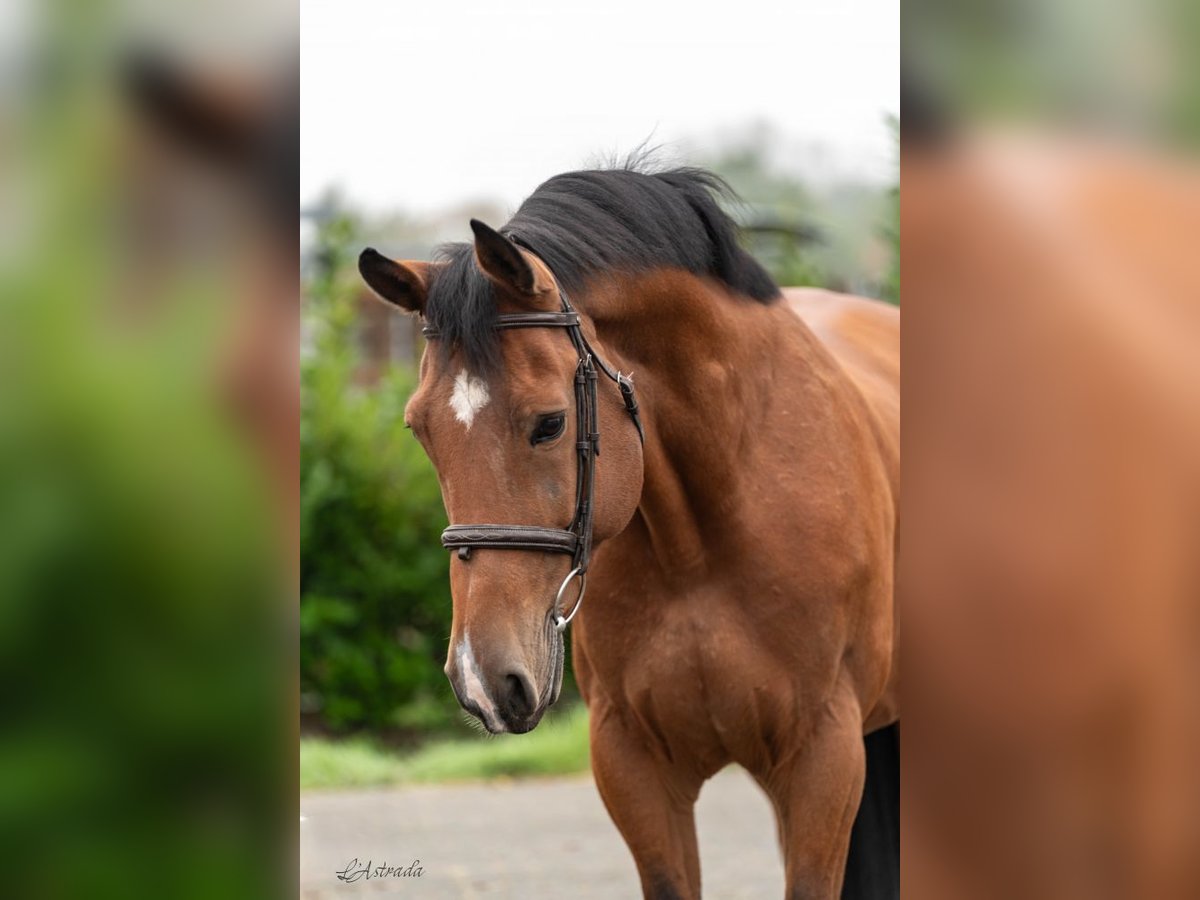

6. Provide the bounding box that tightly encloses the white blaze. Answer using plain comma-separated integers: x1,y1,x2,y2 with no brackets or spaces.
449,369,490,429
457,635,502,732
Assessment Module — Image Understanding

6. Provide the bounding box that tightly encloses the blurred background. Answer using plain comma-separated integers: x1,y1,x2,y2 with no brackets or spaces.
298,1,897,896
904,0,1200,898
0,2,297,899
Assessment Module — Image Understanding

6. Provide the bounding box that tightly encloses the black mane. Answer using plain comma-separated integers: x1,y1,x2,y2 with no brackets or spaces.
425,166,781,372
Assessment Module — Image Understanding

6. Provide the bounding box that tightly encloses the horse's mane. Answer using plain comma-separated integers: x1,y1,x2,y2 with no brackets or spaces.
425,164,781,372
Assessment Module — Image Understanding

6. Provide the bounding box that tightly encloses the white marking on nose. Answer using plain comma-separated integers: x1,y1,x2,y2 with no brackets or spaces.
449,369,490,430
458,634,503,732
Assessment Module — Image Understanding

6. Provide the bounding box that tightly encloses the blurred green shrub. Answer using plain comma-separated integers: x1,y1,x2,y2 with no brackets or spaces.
707,123,897,299
300,216,456,735
880,114,900,305
0,78,286,898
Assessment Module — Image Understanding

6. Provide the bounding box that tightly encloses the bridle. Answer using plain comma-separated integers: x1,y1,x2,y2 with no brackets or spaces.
421,272,644,632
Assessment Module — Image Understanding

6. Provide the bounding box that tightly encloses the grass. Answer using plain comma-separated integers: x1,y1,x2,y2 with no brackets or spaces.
300,703,591,790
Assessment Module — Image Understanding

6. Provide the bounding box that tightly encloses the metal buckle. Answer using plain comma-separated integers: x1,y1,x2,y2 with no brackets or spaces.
552,567,587,632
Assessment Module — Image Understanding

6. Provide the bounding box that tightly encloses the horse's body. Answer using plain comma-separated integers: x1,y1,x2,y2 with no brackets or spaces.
359,167,899,899
573,278,899,899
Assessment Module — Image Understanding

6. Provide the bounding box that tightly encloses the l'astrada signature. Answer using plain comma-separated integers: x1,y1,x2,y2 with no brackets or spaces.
336,857,424,882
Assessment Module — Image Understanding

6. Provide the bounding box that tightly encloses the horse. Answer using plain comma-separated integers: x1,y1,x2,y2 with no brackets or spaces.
359,166,900,899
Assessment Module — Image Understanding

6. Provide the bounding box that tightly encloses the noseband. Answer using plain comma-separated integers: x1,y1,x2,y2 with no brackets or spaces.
421,283,644,631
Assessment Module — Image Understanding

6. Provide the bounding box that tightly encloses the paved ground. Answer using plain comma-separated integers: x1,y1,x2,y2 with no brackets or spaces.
300,767,785,899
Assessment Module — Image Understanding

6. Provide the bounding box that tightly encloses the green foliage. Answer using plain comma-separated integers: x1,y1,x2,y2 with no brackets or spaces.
754,235,828,289
706,122,896,299
706,133,829,288
880,114,900,305
300,215,457,734
1,63,284,899
301,704,591,789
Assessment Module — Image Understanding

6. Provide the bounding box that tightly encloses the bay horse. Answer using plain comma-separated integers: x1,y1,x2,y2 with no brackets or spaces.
359,167,899,899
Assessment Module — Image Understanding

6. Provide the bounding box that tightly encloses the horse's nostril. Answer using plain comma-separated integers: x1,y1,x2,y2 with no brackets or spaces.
503,673,536,719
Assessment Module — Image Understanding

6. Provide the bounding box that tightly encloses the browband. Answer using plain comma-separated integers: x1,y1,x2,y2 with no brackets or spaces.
422,311,579,337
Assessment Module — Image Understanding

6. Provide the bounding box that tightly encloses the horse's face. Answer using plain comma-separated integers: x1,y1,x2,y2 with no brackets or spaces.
359,224,643,733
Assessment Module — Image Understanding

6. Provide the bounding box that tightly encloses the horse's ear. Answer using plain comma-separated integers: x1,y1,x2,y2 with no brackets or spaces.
358,248,429,314
470,219,552,296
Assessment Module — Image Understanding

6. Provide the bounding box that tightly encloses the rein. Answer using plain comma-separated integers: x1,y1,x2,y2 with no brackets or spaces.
421,281,644,631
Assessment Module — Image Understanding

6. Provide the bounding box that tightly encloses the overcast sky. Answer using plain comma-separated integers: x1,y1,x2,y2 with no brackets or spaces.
301,0,898,216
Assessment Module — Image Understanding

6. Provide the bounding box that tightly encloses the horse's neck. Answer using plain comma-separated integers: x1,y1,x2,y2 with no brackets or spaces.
591,273,839,576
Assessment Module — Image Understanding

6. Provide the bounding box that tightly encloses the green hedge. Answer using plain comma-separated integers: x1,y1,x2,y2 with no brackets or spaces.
300,362,459,733
300,219,456,734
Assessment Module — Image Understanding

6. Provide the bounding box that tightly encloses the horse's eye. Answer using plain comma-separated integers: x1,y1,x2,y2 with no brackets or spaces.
531,414,566,445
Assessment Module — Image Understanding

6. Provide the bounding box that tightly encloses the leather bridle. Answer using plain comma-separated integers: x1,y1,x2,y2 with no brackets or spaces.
421,281,644,632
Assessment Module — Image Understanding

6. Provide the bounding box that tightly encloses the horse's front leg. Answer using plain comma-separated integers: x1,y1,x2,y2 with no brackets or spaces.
589,702,703,900
757,677,866,900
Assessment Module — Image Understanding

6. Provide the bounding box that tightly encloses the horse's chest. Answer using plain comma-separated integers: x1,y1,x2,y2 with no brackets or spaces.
603,594,809,769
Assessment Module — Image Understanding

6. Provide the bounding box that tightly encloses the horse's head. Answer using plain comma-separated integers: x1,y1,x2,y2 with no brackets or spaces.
359,221,643,733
